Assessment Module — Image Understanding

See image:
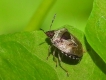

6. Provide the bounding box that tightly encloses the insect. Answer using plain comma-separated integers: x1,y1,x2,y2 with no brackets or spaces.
41,14,83,76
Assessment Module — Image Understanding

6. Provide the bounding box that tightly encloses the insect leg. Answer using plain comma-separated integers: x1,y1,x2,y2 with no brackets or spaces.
47,45,52,60
53,48,57,67
58,52,69,77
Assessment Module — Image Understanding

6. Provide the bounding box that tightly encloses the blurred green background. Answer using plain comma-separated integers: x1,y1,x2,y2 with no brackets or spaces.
0,0,93,34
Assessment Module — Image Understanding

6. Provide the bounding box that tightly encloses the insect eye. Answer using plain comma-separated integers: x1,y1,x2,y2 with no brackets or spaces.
46,31,54,38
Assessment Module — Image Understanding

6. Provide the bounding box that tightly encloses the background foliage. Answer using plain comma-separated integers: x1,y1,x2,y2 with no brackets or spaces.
0,0,106,80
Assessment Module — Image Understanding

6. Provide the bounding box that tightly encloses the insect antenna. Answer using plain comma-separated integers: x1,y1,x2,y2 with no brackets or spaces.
40,28,45,33
50,14,56,30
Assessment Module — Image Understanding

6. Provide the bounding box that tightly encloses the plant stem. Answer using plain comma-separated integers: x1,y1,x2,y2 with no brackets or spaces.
24,0,56,31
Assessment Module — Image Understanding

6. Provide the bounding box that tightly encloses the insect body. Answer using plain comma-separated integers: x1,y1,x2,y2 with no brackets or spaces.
41,14,83,76
46,28,83,60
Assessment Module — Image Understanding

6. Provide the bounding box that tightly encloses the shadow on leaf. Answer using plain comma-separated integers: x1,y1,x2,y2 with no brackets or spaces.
84,36,106,75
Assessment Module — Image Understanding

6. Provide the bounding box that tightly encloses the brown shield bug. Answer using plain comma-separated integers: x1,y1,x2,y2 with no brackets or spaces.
41,14,83,76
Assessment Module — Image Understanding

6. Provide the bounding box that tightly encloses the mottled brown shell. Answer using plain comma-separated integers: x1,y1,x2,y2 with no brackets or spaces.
46,28,83,60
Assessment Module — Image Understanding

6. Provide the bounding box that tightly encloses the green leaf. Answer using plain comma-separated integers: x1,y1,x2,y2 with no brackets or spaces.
0,25,105,79
0,33,58,80
85,0,106,63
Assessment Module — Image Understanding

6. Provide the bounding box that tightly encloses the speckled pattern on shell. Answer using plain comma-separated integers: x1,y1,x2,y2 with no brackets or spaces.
50,28,83,59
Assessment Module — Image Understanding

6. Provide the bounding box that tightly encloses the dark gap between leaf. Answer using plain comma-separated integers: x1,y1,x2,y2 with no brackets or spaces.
84,36,106,75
